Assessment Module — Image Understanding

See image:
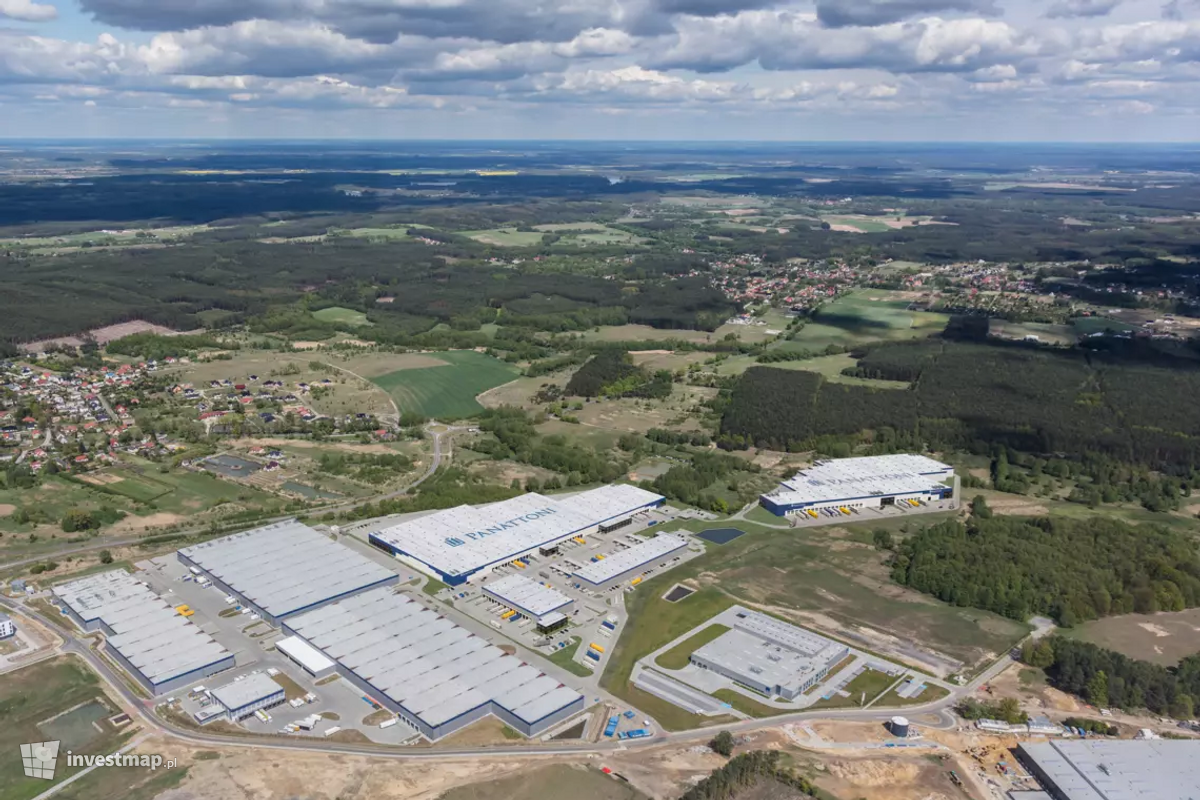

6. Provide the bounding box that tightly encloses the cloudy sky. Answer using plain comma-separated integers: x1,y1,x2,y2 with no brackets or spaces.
0,0,1197,139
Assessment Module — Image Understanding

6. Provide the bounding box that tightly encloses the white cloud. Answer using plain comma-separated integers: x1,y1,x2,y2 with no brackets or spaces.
1045,0,1122,18
0,0,57,22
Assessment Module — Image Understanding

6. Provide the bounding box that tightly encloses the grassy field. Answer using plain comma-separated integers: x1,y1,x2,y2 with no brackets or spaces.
772,293,947,354
1,656,133,800
603,519,1028,715
439,765,648,800
988,319,1075,345
655,624,730,670
371,350,520,419
809,668,898,710
1065,609,1200,666
601,585,739,731
312,306,372,327
762,353,913,389
547,637,592,678
462,228,546,247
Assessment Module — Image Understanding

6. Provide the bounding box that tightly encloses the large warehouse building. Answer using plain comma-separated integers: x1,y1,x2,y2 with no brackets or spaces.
1014,740,1200,799
54,570,235,696
368,485,665,585
759,454,955,517
690,609,848,699
281,587,585,740
178,520,399,626
571,532,689,591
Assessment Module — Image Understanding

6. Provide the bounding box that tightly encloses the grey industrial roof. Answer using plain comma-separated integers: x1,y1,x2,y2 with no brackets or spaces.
572,533,688,585
765,454,953,507
371,485,664,578
211,673,285,712
484,574,572,619
285,588,582,730
1019,740,1200,800
53,570,231,688
178,520,396,619
693,627,845,695
731,609,843,656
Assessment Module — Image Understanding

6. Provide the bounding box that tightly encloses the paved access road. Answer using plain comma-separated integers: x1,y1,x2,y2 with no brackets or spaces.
0,594,995,765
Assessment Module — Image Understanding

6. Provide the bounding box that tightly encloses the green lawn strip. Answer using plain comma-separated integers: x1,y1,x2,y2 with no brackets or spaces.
710,688,794,717
622,685,738,732
547,637,592,678
654,624,731,670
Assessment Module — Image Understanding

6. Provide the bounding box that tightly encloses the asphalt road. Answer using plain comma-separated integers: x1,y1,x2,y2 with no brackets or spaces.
0,594,996,763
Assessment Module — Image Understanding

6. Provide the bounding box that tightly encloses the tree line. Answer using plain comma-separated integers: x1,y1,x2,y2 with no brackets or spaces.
1025,636,1200,720
890,514,1200,626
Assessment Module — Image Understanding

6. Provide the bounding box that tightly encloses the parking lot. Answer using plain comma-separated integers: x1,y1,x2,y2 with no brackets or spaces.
424,504,705,680
137,555,421,744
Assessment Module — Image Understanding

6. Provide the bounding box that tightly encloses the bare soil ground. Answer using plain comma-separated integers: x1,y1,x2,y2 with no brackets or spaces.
22,320,193,353
0,503,14,517
1068,608,1200,666
110,512,186,532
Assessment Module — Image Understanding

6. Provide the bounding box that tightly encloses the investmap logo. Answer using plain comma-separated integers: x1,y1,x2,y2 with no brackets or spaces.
20,741,60,780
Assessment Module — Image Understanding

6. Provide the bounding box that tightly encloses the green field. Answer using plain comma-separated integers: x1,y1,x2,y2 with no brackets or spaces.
91,471,173,502
1071,317,1138,335
773,292,947,353
371,350,520,419
312,306,372,327
1064,608,1200,666
810,668,898,709
875,683,951,709
462,229,546,247
711,688,793,717
1,657,133,800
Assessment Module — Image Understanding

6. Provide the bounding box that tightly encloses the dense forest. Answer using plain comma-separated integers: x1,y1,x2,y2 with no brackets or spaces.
1025,637,1200,719
565,351,673,399
890,515,1200,625
0,235,736,345
720,340,1200,472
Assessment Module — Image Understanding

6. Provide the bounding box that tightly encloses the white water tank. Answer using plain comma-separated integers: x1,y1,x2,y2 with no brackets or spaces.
889,716,910,738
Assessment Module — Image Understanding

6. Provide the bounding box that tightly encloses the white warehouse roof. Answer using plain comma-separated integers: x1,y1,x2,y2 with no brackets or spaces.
178,520,397,619
371,485,664,579
766,454,953,507
572,532,689,586
211,673,284,713
275,635,336,674
484,574,572,619
284,588,582,732
54,570,231,689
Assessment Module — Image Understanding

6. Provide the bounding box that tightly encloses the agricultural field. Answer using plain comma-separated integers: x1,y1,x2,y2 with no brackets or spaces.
1065,609,1200,666
1,656,135,800
773,291,948,353
370,350,520,419
604,519,1028,714
461,228,546,247
820,214,954,233
312,307,372,327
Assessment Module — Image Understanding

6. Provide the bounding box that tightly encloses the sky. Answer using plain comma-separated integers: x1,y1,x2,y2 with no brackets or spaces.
0,0,1198,140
